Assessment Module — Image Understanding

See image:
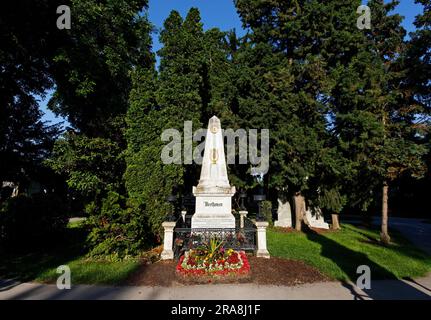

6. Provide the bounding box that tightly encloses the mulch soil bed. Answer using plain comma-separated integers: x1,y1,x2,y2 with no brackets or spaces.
125,256,329,287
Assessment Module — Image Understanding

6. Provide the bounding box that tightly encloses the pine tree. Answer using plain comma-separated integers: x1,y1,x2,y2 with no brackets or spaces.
402,0,430,111
125,64,183,238
391,0,431,219
331,0,428,243
234,0,361,229
125,8,219,237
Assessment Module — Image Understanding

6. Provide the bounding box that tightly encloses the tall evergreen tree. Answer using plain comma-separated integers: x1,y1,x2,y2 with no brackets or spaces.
391,0,430,218
405,0,430,110
234,0,361,229
234,0,428,237
364,0,426,243
331,0,428,242
125,8,219,237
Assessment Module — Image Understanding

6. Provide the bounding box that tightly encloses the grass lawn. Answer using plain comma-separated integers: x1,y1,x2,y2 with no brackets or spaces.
267,224,431,281
0,252,140,285
0,220,141,285
36,258,140,285
2,221,431,285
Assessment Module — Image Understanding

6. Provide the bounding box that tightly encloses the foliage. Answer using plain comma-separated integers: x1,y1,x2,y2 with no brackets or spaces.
328,0,428,220
84,191,152,258
261,201,273,225
4,0,430,257
194,237,225,264
48,133,124,196
233,0,354,202
317,188,347,215
125,67,184,236
48,0,153,137
0,98,61,187
45,0,155,255
404,0,430,111
234,0,429,222
125,8,231,237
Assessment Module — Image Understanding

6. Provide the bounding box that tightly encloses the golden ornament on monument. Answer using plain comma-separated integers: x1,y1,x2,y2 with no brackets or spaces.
211,148,219,164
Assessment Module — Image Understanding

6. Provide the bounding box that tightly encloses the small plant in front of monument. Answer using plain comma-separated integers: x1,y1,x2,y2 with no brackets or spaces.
176,237,250,277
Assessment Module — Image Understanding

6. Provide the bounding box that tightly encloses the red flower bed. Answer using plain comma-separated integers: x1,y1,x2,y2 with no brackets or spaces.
176,250,250,277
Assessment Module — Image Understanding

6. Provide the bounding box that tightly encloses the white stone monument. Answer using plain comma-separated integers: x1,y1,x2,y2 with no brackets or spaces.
191,116,236,229
305,207,329,229
274,198,292,228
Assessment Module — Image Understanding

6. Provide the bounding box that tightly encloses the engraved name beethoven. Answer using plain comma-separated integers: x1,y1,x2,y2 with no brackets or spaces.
204,201,223,207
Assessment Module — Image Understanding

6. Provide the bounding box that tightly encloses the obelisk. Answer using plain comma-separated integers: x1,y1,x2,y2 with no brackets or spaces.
191,116,236,229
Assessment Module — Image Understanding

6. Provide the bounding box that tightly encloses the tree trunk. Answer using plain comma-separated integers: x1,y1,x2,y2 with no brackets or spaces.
380,112,391,244
381,181,391,244
294,193,305,231
331,214,341,230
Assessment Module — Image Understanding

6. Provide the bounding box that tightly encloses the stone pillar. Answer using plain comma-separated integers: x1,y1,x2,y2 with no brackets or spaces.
255,221,270,258
239,210,248,228
161,221,176,260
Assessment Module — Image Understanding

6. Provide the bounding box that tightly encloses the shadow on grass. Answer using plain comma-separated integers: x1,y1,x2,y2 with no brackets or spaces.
305,228,396,280
0,226,87,285
346,224,431,262
305,227,431,300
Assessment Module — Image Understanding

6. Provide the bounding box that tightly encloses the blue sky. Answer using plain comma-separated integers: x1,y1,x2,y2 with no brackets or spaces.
39,0,424,127
148,0,246,59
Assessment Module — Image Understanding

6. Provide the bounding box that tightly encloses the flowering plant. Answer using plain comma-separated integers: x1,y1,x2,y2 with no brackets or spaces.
176,238,250,277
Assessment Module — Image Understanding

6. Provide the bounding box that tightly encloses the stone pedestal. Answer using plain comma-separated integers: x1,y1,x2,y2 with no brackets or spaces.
255,221,270,258
239,210,248,229
274,198,292,228
161,221,176,260
192,189,236,229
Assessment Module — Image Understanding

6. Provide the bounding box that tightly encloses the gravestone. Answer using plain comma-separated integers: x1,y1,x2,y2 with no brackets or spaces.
274,198,292,228
305,208,329,229
191,116,236,229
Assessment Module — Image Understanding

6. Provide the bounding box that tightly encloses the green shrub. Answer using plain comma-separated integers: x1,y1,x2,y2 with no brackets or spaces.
262,201,273,226
85,191,153,259
0,193,69,252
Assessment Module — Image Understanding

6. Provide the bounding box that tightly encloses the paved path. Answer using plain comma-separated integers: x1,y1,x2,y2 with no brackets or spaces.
387,217,431,255
1,275,431,300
